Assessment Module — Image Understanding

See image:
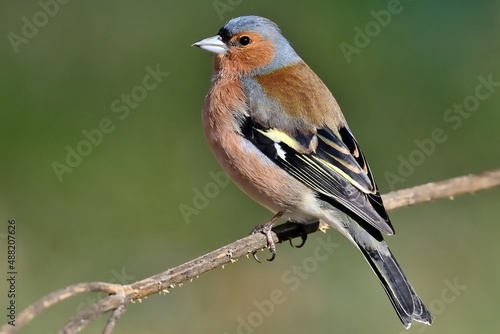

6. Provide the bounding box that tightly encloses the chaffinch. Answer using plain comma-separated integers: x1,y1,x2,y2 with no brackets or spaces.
194,15,432,328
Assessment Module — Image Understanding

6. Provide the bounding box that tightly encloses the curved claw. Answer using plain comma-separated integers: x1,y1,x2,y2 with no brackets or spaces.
252,249,275,263
266,252,276,262
289,233,307,248
252,251,261,264
288,222,308,248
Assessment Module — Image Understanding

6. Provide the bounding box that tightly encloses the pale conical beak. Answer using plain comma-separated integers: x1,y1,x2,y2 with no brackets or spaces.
192,35,228,55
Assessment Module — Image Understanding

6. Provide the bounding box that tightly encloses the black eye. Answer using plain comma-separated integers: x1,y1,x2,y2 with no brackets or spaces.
239,36,251,46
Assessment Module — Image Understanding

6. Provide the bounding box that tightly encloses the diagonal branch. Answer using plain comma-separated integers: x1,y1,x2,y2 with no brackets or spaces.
2,169,500,334
381,169,500,210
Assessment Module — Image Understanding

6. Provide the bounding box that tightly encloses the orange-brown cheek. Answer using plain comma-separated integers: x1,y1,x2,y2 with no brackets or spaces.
219,35,275,74
234,40,274,71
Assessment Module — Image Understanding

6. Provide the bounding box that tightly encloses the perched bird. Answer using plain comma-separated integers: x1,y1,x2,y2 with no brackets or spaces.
193,15,432,328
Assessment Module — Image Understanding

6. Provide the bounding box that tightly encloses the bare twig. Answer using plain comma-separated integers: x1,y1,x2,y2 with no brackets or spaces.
382,169,500,210
2,169,500,334
102,305,127,334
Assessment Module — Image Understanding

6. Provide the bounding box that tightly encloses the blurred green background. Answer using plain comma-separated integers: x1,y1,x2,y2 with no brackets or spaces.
1,0,499,333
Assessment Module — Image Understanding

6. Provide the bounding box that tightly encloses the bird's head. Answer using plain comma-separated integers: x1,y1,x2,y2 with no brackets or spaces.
193,16,301,76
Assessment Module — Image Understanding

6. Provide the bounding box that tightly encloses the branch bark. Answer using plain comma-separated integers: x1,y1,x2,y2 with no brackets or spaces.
2,169,500,334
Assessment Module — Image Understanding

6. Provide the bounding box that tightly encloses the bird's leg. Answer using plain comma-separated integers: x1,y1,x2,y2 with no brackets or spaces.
288,220,308,248
251,211,284,262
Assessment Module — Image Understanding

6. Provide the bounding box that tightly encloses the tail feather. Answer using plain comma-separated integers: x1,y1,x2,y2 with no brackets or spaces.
358,245,433,328
324,208,433,328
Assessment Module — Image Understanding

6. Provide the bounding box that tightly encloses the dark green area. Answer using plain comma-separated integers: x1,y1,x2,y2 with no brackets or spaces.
1,0,499,333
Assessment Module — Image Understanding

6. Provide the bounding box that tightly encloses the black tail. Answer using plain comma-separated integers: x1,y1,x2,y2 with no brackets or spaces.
326,208,433,327
357,241,433,328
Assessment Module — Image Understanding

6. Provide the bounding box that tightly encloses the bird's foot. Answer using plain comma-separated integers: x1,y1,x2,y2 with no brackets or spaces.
251,212,284,263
